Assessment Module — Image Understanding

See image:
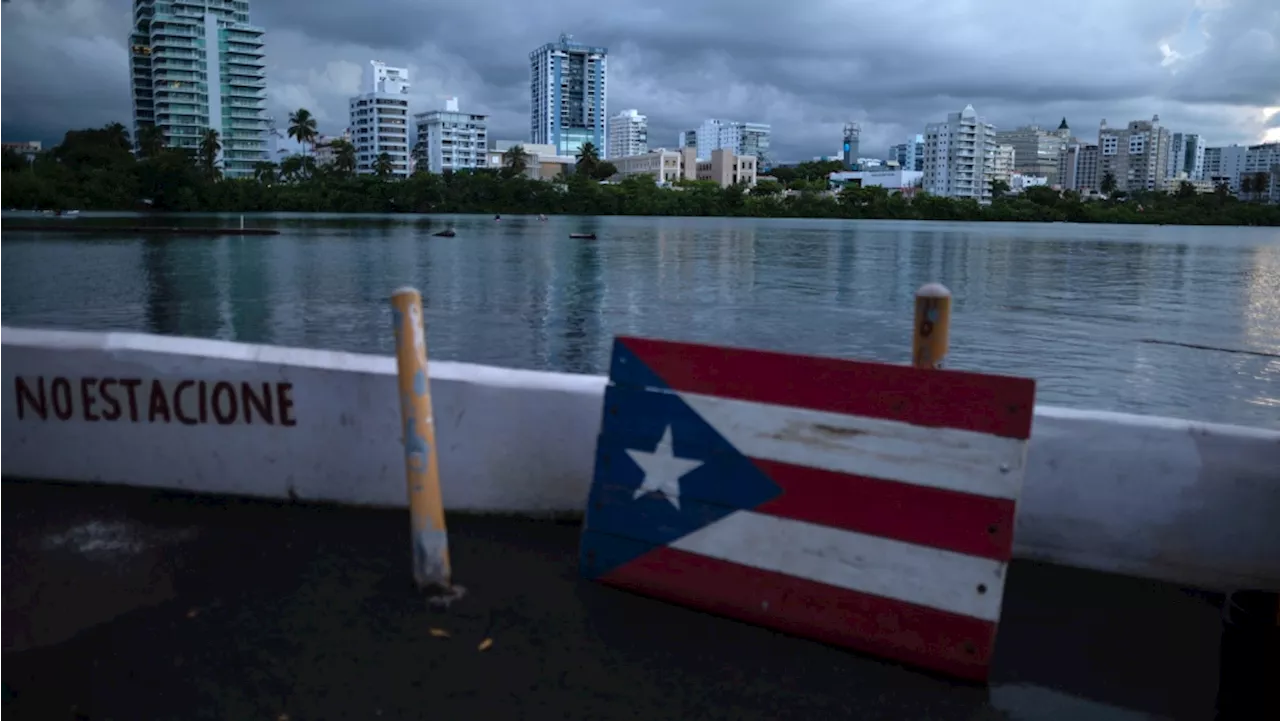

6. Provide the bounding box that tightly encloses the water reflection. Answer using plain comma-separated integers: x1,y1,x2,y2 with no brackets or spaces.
3,215,1278,427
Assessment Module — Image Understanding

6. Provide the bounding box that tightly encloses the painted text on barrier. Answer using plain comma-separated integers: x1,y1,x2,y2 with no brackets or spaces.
13,376,298,426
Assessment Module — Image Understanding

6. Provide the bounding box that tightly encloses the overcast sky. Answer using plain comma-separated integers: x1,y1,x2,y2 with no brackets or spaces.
3,0,1278,160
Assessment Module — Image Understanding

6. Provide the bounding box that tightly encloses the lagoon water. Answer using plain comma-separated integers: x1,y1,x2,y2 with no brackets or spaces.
3,213,1278,428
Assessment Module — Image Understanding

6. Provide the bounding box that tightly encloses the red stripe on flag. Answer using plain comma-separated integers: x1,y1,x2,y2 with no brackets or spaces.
616,336,1036,439
752,459,1017,561
602,544,997,681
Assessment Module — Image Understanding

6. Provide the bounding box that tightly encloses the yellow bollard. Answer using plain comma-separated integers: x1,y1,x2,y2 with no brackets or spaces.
913,283,952,369
390,287,459,598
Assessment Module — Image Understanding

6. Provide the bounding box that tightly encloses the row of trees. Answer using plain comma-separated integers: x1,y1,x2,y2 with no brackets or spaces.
3,113,1278,226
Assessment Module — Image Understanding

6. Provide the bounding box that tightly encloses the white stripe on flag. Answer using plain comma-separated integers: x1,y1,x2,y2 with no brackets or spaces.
679,391,1027,501
670,511,1008,621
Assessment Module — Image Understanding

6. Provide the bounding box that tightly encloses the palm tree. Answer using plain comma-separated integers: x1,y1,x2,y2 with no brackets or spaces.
287,108,319,155
137,124,165,158
1252,171,1270,202
198,128,221,179
575,141,600,177
331,139,357,177
501,144,529,177
1240,175,1254,201
103,122,131,152
374,152,395,178
1100,171,1117,196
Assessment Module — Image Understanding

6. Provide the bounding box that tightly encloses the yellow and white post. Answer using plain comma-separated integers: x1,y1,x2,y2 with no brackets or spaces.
390,287,458,597
913,283,952,369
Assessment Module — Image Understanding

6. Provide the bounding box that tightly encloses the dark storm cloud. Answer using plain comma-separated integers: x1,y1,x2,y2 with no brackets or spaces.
4,0,1278,158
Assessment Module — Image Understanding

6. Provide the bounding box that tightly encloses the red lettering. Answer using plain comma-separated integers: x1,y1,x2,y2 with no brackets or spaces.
51,377,74,420
120,379,142,421
99,379,122,420
147,379,171,423
80,377,101,421
277,383,297,427
241,382,273,424
211,382,237,425
15,377,47,420
198,380,208,423
174,381,199,425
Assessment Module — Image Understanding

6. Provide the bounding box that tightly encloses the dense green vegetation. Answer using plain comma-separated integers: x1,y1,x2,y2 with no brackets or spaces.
4,118,1278,226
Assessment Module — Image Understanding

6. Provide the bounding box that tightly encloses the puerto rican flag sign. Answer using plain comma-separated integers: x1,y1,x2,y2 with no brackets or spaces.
580,336,1037,682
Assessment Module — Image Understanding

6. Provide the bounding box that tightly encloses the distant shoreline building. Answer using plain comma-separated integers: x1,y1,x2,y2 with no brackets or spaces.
1097,116,1171,193
129,0,269,178
414,97,488,174
922,104,997,202
993,120,1070,186
529,34,607,156
684,119,771,165
349,61,411,177
606,109,648,159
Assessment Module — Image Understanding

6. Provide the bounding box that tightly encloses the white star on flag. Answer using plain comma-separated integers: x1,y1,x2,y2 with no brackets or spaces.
627,425,704,511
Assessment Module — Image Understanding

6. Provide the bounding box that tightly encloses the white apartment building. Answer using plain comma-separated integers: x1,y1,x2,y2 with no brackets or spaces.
1242,143,1280,202
1203,145,1247,192
129,0,269,178
349,61,411,177
606,109,648,159
530,34,607,156
414,98,488,174
992,144,1016,184
1009,174,1049,193
1167,133,1206,181
686,119,771,165
922,104,998,202
1098,116,1171,193
1059,143,1100,193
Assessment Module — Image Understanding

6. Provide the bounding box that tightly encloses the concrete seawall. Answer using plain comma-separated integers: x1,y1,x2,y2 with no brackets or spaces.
3,326,1277,592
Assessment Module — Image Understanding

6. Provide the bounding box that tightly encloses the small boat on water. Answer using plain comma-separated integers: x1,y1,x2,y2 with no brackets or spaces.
42,209,80,218
569,233,597,240
538,214,547,221
433,228,456,237
494,214,501,222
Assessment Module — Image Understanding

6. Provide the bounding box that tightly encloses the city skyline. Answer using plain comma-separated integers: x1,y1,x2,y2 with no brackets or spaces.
2,0,1278,161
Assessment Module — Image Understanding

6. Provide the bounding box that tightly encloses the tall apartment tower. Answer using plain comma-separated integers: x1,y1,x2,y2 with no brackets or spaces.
1167,133,1206,181
606,109,648,159
414,97,489,174
349,61,411,177
1098,115,1172,193
692,119,771,165
842,122,861,169
129,0,269,178
529,34,608,156
890,135,925,172
922,104,998,202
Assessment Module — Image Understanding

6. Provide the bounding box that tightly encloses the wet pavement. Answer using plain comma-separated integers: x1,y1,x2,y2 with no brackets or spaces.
1,478,1231,720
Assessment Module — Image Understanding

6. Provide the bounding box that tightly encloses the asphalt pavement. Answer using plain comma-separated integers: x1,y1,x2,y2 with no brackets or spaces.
2,478,1233,720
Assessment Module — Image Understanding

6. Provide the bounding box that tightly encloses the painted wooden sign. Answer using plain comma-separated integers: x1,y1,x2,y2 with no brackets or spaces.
580,336,1037,681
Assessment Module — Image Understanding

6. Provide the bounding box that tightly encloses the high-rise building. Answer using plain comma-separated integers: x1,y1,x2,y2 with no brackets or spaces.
529,34,608,156
992,144,1016,184
922,104,998,202
349,61,411,177
1242,143,1280,202
414,98,488,174
678,130,698,150
691,119,771,165
606,109,648,159
1167,133,1206,181
890,135,925,172
842,122,861,169
1097,115,1172,193
993,123,1069,186
129,0,269,178
1059,143,1100,192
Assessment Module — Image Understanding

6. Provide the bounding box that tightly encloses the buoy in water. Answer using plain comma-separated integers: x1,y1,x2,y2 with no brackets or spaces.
569,233,597,240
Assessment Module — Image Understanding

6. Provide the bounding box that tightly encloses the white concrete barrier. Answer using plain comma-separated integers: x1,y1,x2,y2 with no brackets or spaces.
3,326,1277,592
